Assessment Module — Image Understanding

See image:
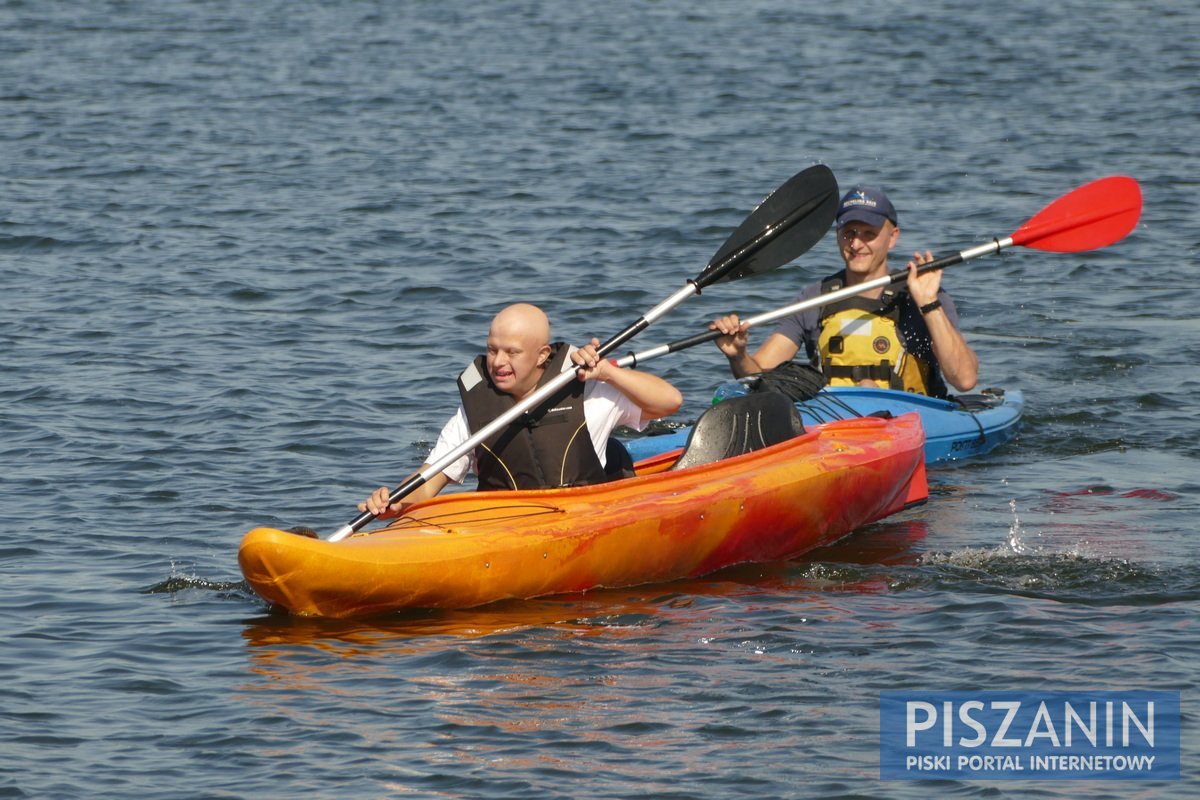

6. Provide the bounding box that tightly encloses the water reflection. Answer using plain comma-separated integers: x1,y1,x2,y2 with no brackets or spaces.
239,519,931,654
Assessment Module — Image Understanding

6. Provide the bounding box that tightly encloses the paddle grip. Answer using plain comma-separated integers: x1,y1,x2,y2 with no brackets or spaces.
596,318,651,358
665,328,722,352
886,251,965,285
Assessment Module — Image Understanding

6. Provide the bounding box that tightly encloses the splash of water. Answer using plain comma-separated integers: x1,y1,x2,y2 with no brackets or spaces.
1005,498,1031,554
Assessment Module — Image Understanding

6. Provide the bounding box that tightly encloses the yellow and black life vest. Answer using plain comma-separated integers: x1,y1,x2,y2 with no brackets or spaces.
817,277,934,395
458,342,608,491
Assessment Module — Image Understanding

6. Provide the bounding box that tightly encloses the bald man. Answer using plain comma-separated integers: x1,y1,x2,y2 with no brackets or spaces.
360,303,682,518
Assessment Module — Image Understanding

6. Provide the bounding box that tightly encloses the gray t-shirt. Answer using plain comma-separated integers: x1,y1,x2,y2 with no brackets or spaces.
772,270,963,397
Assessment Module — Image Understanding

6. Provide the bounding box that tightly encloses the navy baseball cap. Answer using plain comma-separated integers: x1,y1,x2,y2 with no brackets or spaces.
836,185,898,228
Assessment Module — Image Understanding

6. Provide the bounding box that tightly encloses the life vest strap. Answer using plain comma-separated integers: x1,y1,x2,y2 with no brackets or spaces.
825,363,895,383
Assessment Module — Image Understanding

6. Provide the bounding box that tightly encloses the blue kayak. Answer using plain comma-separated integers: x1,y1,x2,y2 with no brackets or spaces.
624,385,1023,466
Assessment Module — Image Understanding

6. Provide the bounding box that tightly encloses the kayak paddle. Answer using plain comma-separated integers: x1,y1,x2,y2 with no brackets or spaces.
617,175,1142,368
326,164,840,541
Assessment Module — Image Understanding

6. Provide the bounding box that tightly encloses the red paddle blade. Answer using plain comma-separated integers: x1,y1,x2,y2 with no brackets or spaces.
1011,175,1142,252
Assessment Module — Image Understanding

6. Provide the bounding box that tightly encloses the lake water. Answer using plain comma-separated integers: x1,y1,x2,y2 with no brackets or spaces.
3,1,1198,797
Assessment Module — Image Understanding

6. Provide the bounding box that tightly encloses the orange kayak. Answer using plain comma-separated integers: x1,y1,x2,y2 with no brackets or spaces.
239,411,927,618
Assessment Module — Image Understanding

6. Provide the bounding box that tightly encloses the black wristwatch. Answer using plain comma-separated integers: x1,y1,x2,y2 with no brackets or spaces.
919,299,942,315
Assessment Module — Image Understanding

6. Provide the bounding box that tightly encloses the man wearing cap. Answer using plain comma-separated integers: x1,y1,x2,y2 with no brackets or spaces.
708,185,978,397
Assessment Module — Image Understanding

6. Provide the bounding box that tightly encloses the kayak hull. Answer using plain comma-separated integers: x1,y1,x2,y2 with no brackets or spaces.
626,386,1023,465
239,413,928,618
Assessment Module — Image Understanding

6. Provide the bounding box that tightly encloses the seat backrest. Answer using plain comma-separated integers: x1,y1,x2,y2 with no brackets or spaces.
671,392,806,471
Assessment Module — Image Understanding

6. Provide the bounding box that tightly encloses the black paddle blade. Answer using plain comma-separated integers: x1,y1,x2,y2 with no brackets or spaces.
696,164,839,289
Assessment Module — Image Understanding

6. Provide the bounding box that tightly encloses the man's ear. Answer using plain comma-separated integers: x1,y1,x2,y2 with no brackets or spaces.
537,344,552,367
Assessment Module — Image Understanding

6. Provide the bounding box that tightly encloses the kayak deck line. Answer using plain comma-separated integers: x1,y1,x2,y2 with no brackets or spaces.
374,502,568,533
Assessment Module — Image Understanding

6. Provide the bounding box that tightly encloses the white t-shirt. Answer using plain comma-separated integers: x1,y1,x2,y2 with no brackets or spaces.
426,380,648,484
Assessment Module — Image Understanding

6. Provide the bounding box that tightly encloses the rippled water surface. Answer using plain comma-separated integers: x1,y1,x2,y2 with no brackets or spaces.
3,1,1198,797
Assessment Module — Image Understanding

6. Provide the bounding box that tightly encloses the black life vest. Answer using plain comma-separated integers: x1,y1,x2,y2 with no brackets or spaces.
817,275,934,394
458,342,608,491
